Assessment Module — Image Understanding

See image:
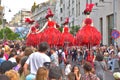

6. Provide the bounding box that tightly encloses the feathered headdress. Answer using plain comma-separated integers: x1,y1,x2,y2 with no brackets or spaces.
45,8,54,19
25,18,35,24
63,17,69,25
56,23,60,28
84,3,94,15
31,26,36,32
35,22,40,29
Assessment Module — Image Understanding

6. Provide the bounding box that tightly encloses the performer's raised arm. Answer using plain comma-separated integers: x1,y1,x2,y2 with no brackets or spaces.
39,22,48,32
62,17,69,33
26,28,31,38
39,8,54,32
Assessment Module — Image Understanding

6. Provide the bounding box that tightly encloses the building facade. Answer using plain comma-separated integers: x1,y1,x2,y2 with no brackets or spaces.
31,1,56,27
56,0,120,46
10,9,31,27
31,0,120,46
90,0,120,46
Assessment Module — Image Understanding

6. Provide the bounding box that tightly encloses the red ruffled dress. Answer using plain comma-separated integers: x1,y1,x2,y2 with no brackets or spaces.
76,24,102,46
60,26,74,46
26,27,41,47
41,20,61,46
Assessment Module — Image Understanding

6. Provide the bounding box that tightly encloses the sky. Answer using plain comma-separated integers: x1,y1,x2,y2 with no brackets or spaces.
1,0,48,22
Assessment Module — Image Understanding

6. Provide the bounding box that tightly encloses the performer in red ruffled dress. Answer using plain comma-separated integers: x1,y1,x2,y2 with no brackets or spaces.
60,17,74,46
76,18,102,46
76,2,101,46
40,8,61,46
25,18,41,47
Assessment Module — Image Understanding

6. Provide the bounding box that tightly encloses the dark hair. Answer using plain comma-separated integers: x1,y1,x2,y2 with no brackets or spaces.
0,74,10,80
49,66,62,80
71,65,80,78
50,47,56,51
66,61,70,65
9,45,14,48
9,49,17,58
38,42,49,52
15,44,20,50
16,56,21,64
18,57,28,76
72,65,80,72
21,45,26,51
0,50,4,58
0,61,14,74
96,54,104,61
84,11,91,15
83,62,92,72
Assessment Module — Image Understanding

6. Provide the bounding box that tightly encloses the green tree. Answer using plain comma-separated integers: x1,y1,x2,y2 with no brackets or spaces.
0,19,2,25
0,27,19,40
70,25,80,35
58,27,63,33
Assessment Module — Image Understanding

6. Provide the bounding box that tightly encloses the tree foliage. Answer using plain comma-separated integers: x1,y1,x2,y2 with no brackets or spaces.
58,27,63,33
0,27,19,40
70,25,80,35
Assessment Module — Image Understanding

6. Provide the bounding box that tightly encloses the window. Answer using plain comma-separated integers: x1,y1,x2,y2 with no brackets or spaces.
69,0,70,7
76,1,80,17
107,14,114,45
60,8,62,13
60,0,63,4
72,0,74,4
60,17,62,21
72,8,74,15
78,2,80,16
100,18,103,44
99,0,104,2
69,11,70,16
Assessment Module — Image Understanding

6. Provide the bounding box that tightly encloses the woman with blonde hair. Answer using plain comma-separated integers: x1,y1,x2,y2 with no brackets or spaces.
5,70,20,80
36,67,48,80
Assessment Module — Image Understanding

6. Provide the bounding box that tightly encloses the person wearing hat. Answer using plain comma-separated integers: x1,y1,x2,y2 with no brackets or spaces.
60,17,74,46
26,21,41,47
39,8,61,46
0,61,16,74
81,3,94,27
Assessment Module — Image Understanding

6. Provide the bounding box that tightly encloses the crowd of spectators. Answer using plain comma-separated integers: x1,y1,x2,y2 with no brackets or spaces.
0,40,120,80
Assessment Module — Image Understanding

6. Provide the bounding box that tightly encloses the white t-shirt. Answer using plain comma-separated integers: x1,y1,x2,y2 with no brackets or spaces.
26,52,51,74
8,57,16,63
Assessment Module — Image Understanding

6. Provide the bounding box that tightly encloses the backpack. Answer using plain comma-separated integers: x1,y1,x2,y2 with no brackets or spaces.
58,51,63,64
